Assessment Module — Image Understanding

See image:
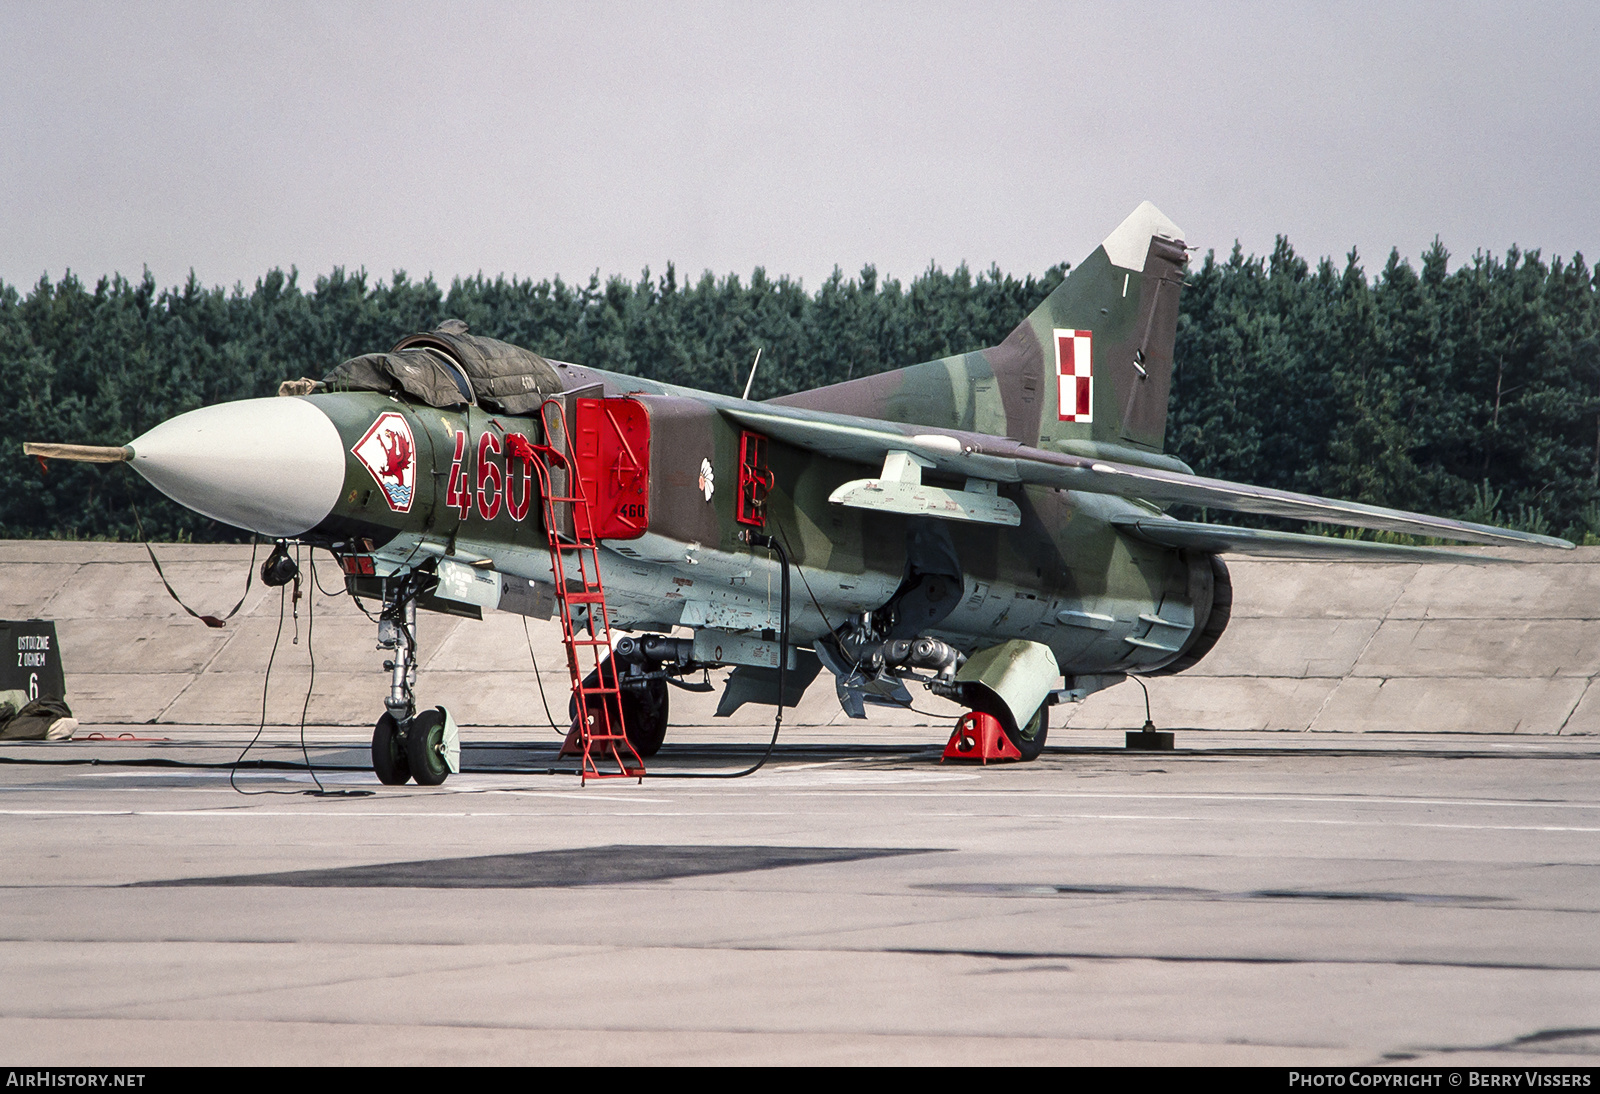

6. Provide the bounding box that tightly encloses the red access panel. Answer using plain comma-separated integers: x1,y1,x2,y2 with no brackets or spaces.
572,398,650,540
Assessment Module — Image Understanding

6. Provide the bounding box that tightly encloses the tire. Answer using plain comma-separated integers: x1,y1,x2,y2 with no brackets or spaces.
1004,703,1049,762
568,664,670,758
372,713,411,785
622,678,669,758
963,686,1049,762
405,707,451,786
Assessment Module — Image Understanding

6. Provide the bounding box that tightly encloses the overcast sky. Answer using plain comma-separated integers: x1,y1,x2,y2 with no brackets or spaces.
4,1,1598,295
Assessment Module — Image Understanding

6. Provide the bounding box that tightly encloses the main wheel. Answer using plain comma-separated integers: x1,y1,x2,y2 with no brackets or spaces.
1004,703,1049,761
372,713,411,785
405,707,451,786
621,677,669,758
963,688,1049,762
569,666,671,758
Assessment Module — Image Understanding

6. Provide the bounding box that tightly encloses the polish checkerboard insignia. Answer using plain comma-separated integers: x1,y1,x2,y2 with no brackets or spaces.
1055,329,1093,423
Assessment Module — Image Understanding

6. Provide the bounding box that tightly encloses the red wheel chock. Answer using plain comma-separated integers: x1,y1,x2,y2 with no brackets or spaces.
941,711,1022,764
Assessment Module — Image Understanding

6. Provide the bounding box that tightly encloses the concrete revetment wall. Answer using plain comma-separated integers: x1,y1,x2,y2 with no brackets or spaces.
1,540,1594,735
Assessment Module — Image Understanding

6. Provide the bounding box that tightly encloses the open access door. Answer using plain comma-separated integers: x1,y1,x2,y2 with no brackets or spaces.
571,397,650,540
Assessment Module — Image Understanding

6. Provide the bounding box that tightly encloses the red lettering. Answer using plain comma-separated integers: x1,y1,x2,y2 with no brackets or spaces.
476,432,503,521
445,430,472,518
504,432,533,522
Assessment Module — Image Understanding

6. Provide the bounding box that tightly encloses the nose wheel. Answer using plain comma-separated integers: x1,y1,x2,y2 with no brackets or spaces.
405,707,453,785
370,708,457,785
369,571,460,786
372,712,411,784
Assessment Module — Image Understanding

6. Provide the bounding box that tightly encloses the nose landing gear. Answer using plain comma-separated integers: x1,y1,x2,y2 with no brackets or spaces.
366,571,458,786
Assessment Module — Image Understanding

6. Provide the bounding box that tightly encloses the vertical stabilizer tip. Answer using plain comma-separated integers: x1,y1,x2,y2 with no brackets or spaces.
1101,202,1187,271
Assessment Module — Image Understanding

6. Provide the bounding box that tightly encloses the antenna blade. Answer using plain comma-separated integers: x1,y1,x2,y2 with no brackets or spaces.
741,348,763,401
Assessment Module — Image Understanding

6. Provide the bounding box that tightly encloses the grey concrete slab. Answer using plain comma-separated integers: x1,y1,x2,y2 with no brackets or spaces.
424,610,562,672
1311,677,1587,735
0,543,248,566
0,562,81,616
60,673,197,724
1063,675,1338,731
1222,559,1415,619
53,616,232,675
1187,616,1380,678
196,597,425,675
415,670,577,727
1389,559,1600,619
1357,619,1600,678
40,559,269,622
1556,678,1600,735
159,671,379,726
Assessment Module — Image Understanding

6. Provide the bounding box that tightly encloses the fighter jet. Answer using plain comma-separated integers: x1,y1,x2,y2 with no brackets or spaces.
24,203,1573,783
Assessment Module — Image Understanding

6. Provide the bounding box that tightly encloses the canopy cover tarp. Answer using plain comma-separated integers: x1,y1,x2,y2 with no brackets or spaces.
316,320,565,415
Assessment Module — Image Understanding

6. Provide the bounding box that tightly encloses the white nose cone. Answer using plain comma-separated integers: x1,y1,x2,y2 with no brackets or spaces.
129,398,346,537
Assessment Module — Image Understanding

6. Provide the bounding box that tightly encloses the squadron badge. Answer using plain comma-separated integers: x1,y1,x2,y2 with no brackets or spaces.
353,411,417,513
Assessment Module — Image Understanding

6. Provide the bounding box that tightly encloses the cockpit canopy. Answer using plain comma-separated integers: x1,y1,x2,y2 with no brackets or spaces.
320,319,564,415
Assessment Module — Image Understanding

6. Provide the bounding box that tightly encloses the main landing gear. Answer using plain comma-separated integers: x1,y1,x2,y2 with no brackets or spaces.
565,635,696,759
1009,703,1049,761
567,671,670,758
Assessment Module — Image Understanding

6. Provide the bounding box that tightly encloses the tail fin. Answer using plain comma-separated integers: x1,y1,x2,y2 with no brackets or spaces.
1004,201,1188,452
771,202,1188,453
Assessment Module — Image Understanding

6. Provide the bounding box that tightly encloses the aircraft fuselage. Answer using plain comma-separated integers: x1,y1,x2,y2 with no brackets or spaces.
300,368,1208,682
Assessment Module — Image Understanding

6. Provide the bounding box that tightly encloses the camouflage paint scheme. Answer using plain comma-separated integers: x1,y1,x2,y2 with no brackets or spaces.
82,204,1568,754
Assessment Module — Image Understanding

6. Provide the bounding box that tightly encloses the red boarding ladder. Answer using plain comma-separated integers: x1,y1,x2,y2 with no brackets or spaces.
512,397,644,784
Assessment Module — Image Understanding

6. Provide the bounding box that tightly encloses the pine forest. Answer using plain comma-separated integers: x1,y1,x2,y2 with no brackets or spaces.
3,238,1597,543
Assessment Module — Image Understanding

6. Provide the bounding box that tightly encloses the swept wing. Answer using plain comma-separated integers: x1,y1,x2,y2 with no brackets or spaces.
718,403,1572,552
